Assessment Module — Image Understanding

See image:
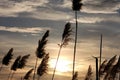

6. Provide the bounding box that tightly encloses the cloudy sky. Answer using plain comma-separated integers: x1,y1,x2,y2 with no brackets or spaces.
0,0,120,80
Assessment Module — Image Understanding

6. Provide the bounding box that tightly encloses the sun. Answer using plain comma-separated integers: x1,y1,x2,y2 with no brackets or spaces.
49,59,71,72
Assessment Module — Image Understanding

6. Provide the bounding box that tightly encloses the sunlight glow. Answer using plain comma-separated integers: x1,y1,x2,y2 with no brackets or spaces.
49,59,71,73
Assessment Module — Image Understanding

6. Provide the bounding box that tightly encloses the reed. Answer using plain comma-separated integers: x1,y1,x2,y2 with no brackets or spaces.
23,68,34,80
18,54,30,69
109,56,120,79
102,55,117,80
52,22,72,80
36,30,49,58
8,56,21,80
33,30,49,80
72,0,82,11
85,65,92,80
99,60,107,76
72,71,78,80
37,53,49,80
72,0,83,77
0,48,13,72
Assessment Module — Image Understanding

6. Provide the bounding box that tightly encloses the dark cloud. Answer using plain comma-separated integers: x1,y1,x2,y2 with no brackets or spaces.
0,17,65,27
116,8,120,13
17,12,33,17
9,0,23,2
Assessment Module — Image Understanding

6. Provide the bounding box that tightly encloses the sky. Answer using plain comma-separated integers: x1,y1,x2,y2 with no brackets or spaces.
0,0,120,80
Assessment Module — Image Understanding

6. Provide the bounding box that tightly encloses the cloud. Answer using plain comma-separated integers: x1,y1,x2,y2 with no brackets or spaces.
82,0,120,14
70,17,104,24
0,0,48,17
0,1,120,79
0,0,119,22
0,26,50,33
0,0,72,21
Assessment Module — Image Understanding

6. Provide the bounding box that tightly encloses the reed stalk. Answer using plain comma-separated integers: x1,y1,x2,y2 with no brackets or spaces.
72,0,83,77
51,22,72,80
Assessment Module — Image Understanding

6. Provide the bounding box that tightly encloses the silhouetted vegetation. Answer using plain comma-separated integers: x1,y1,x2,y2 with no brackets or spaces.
37,53,49,80
72,0,82,11
18,54,30,69
0,30,120,80
0,0,120,80
7,54,30,80
0,48,13,72
52,22,72,80
23,68,34,80
72,0,83,78
85,65,92,80
72,71,78,80
33,30,49,80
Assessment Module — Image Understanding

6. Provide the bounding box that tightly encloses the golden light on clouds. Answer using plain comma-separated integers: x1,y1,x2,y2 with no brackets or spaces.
49,59,71,73
48,58,89,77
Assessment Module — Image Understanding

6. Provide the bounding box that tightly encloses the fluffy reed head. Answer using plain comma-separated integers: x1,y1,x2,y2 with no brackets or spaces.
103,55,117,73
116,56,120,70
37,53,49,76
85,65,92,80
72,71,78,80
11,55,21,71
72,0,83,11
24,68,34,80
110,56,120,79
18,54,30,69
2,48,13,66
62,22,72,47
36,30,49,58
99,59,107,76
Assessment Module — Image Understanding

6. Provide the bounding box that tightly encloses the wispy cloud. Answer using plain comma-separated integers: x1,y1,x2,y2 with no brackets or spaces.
82,0,120,14
70,17,104,24
0,0,48,17
0,26,50,33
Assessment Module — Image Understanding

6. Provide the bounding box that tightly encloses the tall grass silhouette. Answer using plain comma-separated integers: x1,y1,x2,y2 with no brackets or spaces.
18,54,30,69
103,55,117,80
85,65,93,80
72,71,78,80
99,59,107,76
8,54,30,80
98,55,120,80
33,30,49,80
72,0,83,77
0,48,13,72
51,22,72,80
37,53,49,80
8,55,21,80
23,68,34,80
110,56,120,79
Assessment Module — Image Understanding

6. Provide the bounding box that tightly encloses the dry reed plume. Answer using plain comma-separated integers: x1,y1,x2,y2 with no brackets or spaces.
37,53,49,80
9,54,30,80
72,71,78,80
18,54,30,69
23,68,34,80
52,22,72,80
85,65,92,80
0,48,13,72
33,30,49,80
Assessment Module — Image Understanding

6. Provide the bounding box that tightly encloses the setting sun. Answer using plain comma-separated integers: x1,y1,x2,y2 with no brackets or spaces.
49,59,71,73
